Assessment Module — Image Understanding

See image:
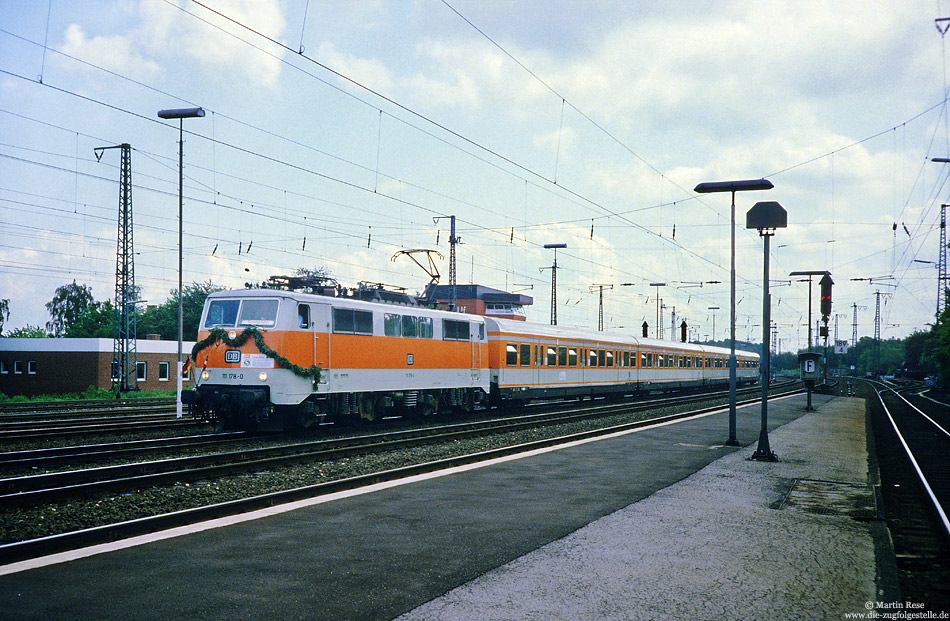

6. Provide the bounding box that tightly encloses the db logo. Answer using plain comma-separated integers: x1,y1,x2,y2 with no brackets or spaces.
225,350,241,364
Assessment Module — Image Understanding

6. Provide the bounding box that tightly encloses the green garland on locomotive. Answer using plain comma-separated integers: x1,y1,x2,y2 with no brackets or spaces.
192,327,322,385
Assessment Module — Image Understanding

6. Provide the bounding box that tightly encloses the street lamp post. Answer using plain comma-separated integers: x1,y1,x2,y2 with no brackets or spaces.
694,178,773,446
157,106,205,419
746,200,787,462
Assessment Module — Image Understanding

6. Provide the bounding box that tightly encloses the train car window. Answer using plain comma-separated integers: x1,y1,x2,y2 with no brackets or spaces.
418,317,433,338
237,299,280,328
546,346,557,366
298,304,311,329
384,313,402,337
333,308,374,335
506,344,518,366
569,348,578,367
442,319,470,341
588,350,597,367
402,315,418,337
597,349,606,367
204,299,240,328
520,343,531,366
623,351,630,367
558,346,567,367
606,351,614,367
354,310,373,334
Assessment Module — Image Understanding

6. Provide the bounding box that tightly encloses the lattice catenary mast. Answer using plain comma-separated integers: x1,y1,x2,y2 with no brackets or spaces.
97,143,137,392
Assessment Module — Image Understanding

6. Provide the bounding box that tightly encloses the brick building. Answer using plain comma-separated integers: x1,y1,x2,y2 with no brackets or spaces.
0,338,195,397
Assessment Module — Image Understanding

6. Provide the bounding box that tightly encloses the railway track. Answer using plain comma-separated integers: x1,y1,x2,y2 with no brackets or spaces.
0,385,799,507
0,383,801,564
866,380,950,608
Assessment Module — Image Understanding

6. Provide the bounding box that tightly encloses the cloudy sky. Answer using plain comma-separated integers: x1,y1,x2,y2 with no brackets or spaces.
2,0,949,350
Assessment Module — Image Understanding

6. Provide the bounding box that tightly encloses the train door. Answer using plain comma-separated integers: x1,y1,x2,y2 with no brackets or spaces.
308,303,331,390
471,321,483,384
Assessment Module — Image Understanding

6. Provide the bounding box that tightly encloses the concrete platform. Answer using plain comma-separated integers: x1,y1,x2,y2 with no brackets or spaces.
400,396,880,620
0,394,885,620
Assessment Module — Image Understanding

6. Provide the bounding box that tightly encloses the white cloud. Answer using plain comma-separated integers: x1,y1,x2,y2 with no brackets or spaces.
315,41,395,95
56,23,161,79
139,0,287,89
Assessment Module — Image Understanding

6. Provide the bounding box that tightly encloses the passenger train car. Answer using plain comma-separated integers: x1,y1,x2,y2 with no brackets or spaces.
184,288,758,429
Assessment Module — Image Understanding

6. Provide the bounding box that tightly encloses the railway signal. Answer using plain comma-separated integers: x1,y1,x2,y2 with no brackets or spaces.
819,273,833,321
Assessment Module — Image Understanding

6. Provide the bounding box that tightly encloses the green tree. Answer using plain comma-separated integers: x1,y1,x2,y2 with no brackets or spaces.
0,298,8,335
46,281,94,337
5,325,48,338
138,281,222,340
65,300,116,338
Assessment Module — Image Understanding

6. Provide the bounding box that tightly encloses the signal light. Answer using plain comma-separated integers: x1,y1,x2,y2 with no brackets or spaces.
819,274,833,320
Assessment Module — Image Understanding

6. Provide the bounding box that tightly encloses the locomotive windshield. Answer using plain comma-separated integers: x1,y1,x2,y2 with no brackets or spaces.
204,298,280,329
204,299,239,328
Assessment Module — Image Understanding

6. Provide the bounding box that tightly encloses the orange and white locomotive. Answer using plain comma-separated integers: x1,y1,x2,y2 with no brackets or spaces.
185,287,758,429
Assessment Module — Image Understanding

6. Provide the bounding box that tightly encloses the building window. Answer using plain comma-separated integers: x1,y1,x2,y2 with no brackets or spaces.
14,360,23,374
136,361,147,380
0,360,7,374
28,361,37,375
159,362,170,381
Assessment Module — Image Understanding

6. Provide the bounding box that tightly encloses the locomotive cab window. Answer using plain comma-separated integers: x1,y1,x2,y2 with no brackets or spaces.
298,304,311,329
419,317,433,339
204,299,240,328
238,299,280,328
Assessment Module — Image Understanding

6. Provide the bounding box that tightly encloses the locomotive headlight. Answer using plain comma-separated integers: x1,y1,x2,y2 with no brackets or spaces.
258,372,268,382
228,330,237,339
201,371,210,380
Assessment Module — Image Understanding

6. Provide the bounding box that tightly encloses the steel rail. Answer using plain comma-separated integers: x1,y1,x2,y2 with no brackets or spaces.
872,383,950,542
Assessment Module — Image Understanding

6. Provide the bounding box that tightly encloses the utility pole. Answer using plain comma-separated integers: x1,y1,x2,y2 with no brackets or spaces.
433,216,461,311
96,143,137,395
590,284,613,331
542,243,567,325
939,204,948,318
